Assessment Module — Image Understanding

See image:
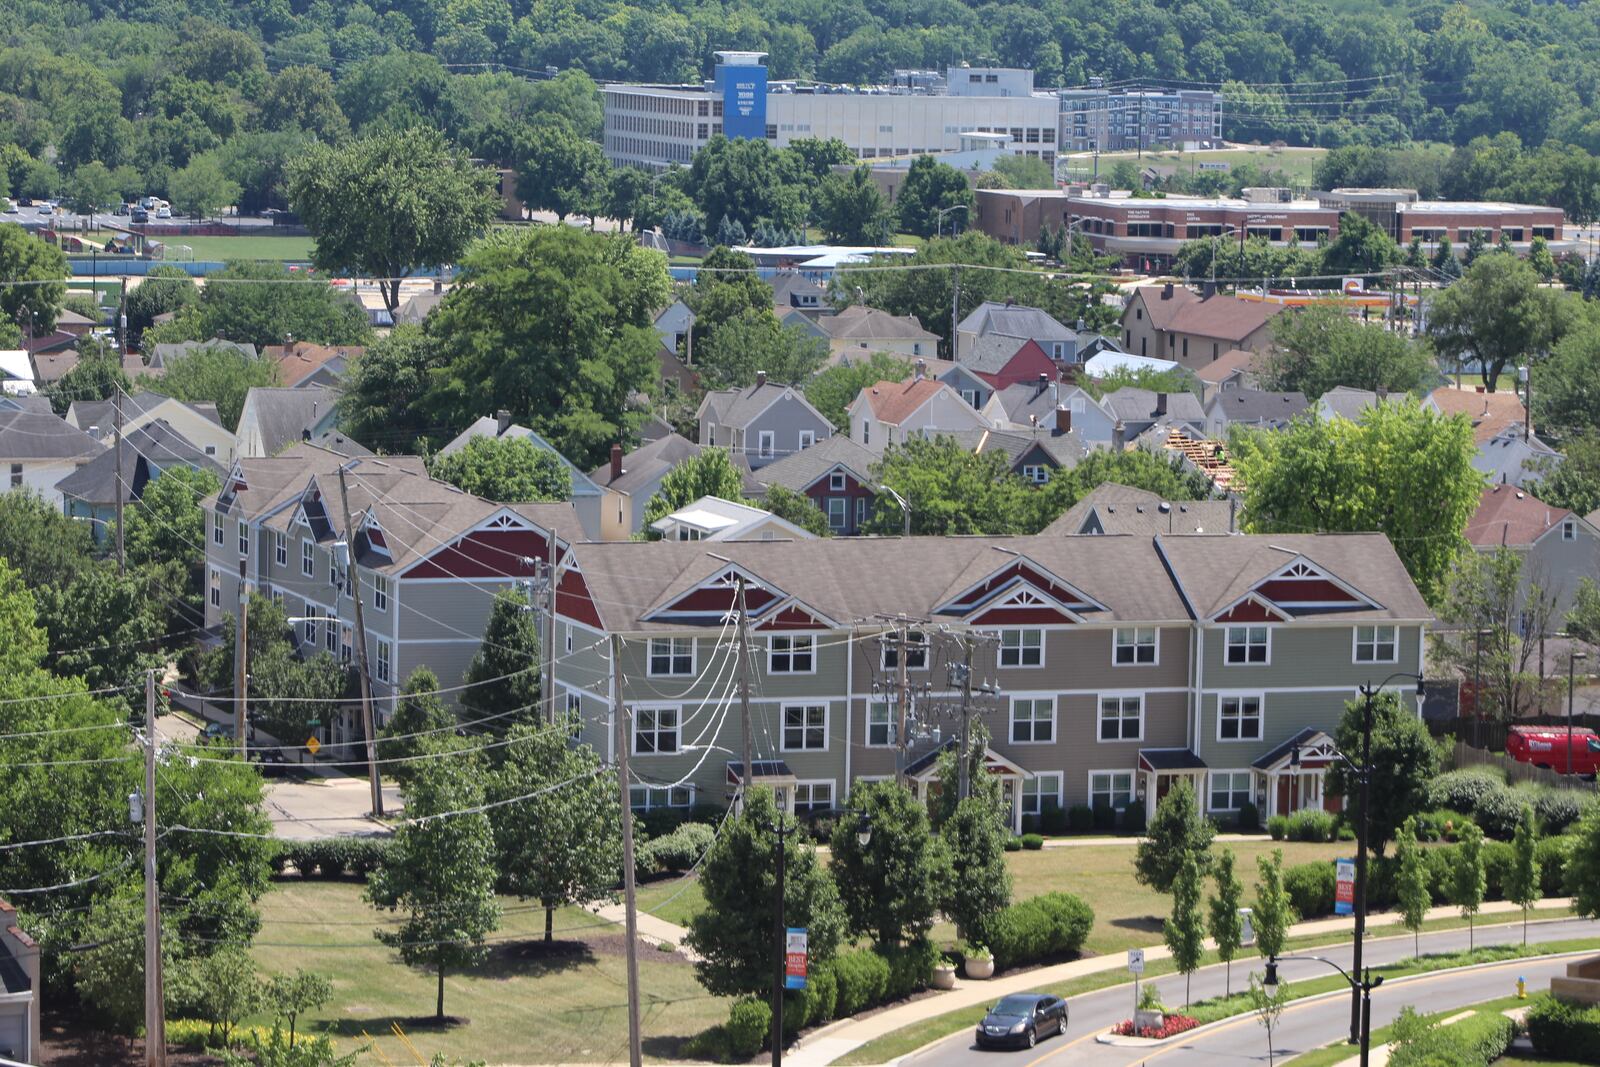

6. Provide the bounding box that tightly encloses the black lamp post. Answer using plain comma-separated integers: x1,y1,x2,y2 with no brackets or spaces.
1264,955,1383,1067
769,807,870,1067
1569,649,1588,777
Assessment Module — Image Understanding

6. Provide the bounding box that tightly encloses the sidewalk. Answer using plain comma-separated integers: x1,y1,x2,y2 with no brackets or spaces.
590,902,701,961
780,897,1576,1067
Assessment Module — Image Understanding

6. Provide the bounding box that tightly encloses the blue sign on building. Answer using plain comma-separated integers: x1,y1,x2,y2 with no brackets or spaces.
713,55,768,141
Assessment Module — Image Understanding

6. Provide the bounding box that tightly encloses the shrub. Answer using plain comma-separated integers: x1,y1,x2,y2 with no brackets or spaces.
1041,806,1069,835
1237,800,1259,831
832,948,891,1017
1422,844,1460,903
642,822,716,874
1003,836,1022,852
726,996,771,1058
881,939,938,999
1067,804,1094,833
1286,809,1336,843
987,892,1094,972
1266,815,1288,841
1525,993,1600,1062
1283,861,1336,918
1020,813,1040,835
1535,835,1578,897
1481,840,1515,901
1021,833,1044,851
1534,790,1586,836
683,1025,733,1062
1389,1010,1514,1067
799,960,838,1027
167,1020,275,1050
1092,800,1115,831
1472,786,1524,840
1121,803,1147,833
1427,768,1505,813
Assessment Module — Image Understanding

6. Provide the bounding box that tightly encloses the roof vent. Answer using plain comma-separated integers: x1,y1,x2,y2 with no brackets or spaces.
1159,502,1171,513
1516,492,1525,499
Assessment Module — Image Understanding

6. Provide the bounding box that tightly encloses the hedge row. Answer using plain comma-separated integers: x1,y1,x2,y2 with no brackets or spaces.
1389,1011,1514,1067
273,837,391,878
1526,993,1600,1063
1427,769,1590,839
1267,809,1338,843
987,892,1095,972
637,822,716,877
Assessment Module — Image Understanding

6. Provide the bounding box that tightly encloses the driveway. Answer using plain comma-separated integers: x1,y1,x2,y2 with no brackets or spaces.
265,777,404,840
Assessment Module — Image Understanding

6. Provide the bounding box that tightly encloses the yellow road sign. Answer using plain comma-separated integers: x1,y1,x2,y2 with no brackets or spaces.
306,736,321,755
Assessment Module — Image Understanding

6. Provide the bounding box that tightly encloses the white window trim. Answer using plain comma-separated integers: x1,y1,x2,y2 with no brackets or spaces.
865,700,895,747
1087,769,1137,810
1021,771,1063,815
794,778,836,813
630,783,695,810
998,628,1045,668
303,606,318,643
1352,624,1398,664
208,567,221,608
1207,769,1254,812
212,512,224,546
1223,624,1272,666
1113,626,1160,666
767,634,818,675
880,631,929,672
1097,692,1145,743
374,637,392,683
829,471,846,491
238,520,249,557
1008,694,1056,745
646,636,696,678
827,497,847,529
798,430,816,451
373,574,389,612
631,703,682,756
758,430,775,458
273,529,287,567
301,540,315,578
1216,692,1265,743
1562,519,1577,541
780,702,829,752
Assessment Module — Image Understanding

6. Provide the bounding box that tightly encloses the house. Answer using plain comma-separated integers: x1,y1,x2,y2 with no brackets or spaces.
769,271,830,316
57,420,226,541
958,337,1063,391
955,301,1081,364
696,378,835,468
67,391,236,464
233,386,362,459
261,341,362,389
942,426,1089,484
0,395,51,415
1465,484,1600,619
1424,387,1527,444
54,307,97,338
814,306,939,359
985,378,1116,445
588,433,762,540
29,348,79,387
649,495,818,542
1474,427,1561,489
847,376,994,452
1154,427,1240,493
0,411,103,505
935,360,1002,411
1043,482,1237,535
1317,386,1390,422
202,446,583,747
0,351,35,395
437,412,606,540
1195,348,1265,403
0,898,38,1064
1202,388,1309,437
1100,387,1206,443
1082,350,1183,381
752,435,880,535
19,331,75,358
552,530,1430,828
657,345,700,394
147,338,259,373
1120,283,1284,369
654,299,695,356
394,290,444,326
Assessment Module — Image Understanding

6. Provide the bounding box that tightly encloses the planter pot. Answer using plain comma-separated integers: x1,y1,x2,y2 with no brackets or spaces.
964,956,994,980
932,965,957,990
1134,1010,1165,1032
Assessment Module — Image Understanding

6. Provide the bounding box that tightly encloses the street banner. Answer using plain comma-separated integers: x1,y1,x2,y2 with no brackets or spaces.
785,928,808,990
1335,858,1356,915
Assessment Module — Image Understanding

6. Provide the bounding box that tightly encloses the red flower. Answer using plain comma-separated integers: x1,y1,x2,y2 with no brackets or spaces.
1112,1014,1200,1039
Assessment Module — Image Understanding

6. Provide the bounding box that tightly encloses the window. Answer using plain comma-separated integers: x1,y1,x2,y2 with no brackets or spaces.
1563,519,1577,541
1114,627,1158,665
782,704,827,750
274,530,287,567
1098,695,1143,741
828,497,846,529
374,638,391,682
829,471,846,492
208,568,221,608
1010,697,1055,744
856,497,867,525
373,575,388,612
769,635,815,673
862,422,870,446
303,607,317,643
325,616,337,653
566,629,573,653
758,430,775,458
630,784,694,810
212,512,224,545
633,706,679,753
301,540,315,578
866,702,894,746
340,624,352,663
1219,695,1263,741
1354,625,1397,663
794,780,834,814
648,637,694,676
960,387,980,407
882,631,928,670
1021,464,1050,484
1225,625,1269,664
1089,770,1135,811
329,552,340,590
237,521,249,556
566,691,582,716
1021,772,1062,815
999,629,1043,667
798,430,815,451
1209,771,1253,811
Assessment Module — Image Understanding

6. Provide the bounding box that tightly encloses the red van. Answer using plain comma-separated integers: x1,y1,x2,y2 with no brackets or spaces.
1506,725,1600,775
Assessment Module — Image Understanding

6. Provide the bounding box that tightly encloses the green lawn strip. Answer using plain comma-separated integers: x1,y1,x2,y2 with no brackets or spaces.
164,235,317,261
835,931,1594,1066
1284,995,1527,1067
633,878,706,930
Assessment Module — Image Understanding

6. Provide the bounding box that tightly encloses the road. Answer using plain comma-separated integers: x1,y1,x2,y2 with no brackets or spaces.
265,777,403,840
903,917,1598,1067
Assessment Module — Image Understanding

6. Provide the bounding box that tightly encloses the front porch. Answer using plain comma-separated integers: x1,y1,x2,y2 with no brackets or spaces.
905,740,1034,833
1251,728,1343,820
1138,748,1207,826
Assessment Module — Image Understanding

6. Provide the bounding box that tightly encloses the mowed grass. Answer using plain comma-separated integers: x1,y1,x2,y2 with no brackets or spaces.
633,877,707,931
249,880,728,1063
160,234,317,261
1060,145,1327,186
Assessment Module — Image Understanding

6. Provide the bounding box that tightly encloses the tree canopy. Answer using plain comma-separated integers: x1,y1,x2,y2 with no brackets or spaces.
428,435,572,503
1427,254,1585,392
1264,303,1434,401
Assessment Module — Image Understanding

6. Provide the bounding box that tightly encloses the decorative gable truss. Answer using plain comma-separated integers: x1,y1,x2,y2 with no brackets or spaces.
353,508,392,566
643,565,785,626
936,558,1105,626
751,597,839,633
217,462,248,511
294,481,335,540
1214,557,1380,621
399,507,555,581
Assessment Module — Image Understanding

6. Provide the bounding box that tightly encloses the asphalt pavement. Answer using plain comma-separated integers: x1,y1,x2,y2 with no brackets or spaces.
902,917,1599,1067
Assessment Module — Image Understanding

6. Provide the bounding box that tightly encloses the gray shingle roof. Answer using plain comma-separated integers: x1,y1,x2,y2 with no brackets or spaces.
937,427,1086,469
1101,387,1206,425
1042,482,1237,535
588,433,762,498
1474,428,1561,488
993,381,1080,426
698,383,826,431
55,420,224,505
238,386,349,456
68,392,224,441
1205,388,1309,426
0,411,105,461
962,334,1031,375
147,338,257,369
753,435,879,493
957,301,1075,341
815,305,938,342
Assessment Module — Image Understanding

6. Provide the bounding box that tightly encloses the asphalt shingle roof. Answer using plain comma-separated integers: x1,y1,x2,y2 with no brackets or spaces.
1131,286,1284,342
1206,388,1309,426
1042,482,1237,535
54,420,224,505
1101,387,1206,425
0,411,104,461
753,435,879,493
1465,484,1572,547
588,433,761,498
957,301,1075,341
815,305,938,342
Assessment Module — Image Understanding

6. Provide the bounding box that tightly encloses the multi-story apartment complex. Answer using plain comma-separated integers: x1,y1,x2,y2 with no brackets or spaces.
202,445,580,746
551,532,1430,828
1058,86,1223,153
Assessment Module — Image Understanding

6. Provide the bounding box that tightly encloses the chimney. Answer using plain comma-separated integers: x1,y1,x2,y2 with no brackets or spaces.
913,358,926,381
1112,420,1126,450
1162,282,1174,300
1155,393,1168,416
1036,372,1049,397
1076,317,1086,332
1202,280,1217,299
756,370,767,387
1055,404,1071,434
496,409,512,435
433,276,443,294
610,443,623,481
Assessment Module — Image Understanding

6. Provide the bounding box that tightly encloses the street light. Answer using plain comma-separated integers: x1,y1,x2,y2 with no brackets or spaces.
935,203,969,240
1569,649,1589,777
1263,955,1384,1067
877,485,911,537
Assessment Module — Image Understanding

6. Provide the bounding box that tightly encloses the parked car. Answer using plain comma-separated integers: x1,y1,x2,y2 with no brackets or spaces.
139,196,155,209
155,206,171,218
113,203,129,216
202,720,236,741
249,749,292,778
2,202,15,214
131,208,149,223
975,994,1068,1049
37,205,52,215
1506,725,1600,776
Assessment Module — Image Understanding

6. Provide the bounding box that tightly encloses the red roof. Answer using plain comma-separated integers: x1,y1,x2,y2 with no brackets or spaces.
1133,286,1283,343
859,378,949,425
1427,387,1526,444
1465,484,1571,547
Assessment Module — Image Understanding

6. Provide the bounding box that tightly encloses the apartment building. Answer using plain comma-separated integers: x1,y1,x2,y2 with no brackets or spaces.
552,532,1430,828
202,445,580,745
1058,87,1223,152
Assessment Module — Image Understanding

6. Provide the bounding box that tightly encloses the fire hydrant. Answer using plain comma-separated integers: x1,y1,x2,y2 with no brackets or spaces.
1517,976,1527,999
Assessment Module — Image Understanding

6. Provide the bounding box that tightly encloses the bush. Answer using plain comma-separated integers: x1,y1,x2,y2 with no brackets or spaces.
1266,815,1288,841
167,1020,275,1050
1092,800,1115,831
1041,806,1069,835
1121,802,1147,833
1481,840,1515,901
1283,861,1336,918
640,822,716,875
683,1025,733,1062
1067,804,1094,833
1237,800,1260,831
799,960,838,1027
1534,790,1587,836
1021,833,1044,851
1389,1011,1514,1067
1525,993,1600,1062
881,939,938,999
1427,768,1505,814
1286,809,1336,843
832,948,891,1017
987,892,1095,972
1422,844,1460,903
1535,835,1578,897
1003,836,1022,852
1472,786,1524,840
1416,809,1474,843
726,996,771,1058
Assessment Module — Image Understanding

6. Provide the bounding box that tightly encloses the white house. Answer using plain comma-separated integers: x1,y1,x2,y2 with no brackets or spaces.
67,391,237,464
847,376,994,452
648,495,818,542
0,411,104,507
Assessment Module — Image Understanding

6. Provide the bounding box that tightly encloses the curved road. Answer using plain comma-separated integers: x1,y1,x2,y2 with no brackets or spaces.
904,918,1598,1067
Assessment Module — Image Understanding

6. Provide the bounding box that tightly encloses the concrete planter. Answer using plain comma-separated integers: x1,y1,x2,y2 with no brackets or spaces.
932,964,957,990
1134,1010,1165,1033
964,956,994,980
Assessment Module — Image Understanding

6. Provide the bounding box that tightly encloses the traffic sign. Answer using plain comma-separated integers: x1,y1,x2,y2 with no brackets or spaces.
306,736,320,755
1127,948,1145,975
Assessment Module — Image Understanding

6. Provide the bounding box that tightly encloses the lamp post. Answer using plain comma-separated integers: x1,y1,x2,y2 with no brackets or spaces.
935,203,969,240
769,808,870,1067
878,485,911,537
1569,649,1588,777
1264,956,1384,1067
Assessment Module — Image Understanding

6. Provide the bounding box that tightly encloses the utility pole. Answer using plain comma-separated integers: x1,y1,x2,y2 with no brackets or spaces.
233,578,248,757
114,387,125,574
735,576,755,807
949,266,961,360
543,535,559,724
142,670,166,1067
612,634,644,1067
336,466,384,818
956,638,974,800
895,620,910,786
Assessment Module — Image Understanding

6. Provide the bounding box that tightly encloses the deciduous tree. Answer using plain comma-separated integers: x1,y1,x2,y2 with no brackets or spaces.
169,153,241,219
1394,817,1430,957
694,308,828,390
866,436,1037,536
939,795,1012,945
0,224,68,336
1325,691,1438,857
1451,820,1487,949
803,351,909,430
1428,254,1583,391
643,448,749,528
1164,852,1206,1005
428,435,572,502
379,668,454,784
1134,778,1214,892
1264,303,1433,401
145,340,278,430
1431,548,1559,723
829,779,947,948
1506,805,1541,945
813,166,893,245
514,121,609,222
1252,849,1295,960
1207,849,1245,995
460,589,540,728
893,156,973,239
758,484,831,537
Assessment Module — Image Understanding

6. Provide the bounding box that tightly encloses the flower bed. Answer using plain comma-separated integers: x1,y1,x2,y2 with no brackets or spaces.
1112,1014,1200,1039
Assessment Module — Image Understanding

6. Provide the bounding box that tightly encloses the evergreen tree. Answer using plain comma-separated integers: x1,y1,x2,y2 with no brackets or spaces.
1252,849,1295,960
379,667,454,784
715,214,748,247
1451,821,1487,950
1405,237,1427,270
1394,816,1430,958
1569,806,1600,920
939,795,1012,945
459,589,541,728
1464,227,1487,265
1583,255,1600,301
1164,852,1206,1006
1207,849,1245,995
1530,236,1557,281
829,780,947,948
1430,236,1455,272
1134,778,1214,892
1505,805,1541,945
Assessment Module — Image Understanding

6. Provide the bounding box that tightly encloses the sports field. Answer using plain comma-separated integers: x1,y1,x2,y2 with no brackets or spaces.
158,234,317,261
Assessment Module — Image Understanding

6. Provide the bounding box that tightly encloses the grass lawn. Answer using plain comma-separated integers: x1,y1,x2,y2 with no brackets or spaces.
1287,993,1528,1066
634,877,707,931
159,234,317,261
248,880,727,1063
1059,145,1326,186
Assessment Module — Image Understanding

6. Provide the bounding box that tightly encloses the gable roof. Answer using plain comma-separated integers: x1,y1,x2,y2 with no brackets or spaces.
1042,482,1236,535
147,338,258,369
395,291,444,326
1474,428,1560,489
940,427,1087,469
0,411,104,461
1206,388,1309,426
1426,387,1527,443
957,301,1074,341
1465,484,1575,547
768,271,828,307
588,432,761,498
261,341,362,387
753,434,879,493
697,382,830,431
1194,347,1263,385
55,419,224,505
961,334,1038,375
1101,387,1206,425
31,349,79,384
854,377,956,425
1131,286,1284,342
991,379,1082,427
236,386,350,457
815,305,938,342
68,391,224,441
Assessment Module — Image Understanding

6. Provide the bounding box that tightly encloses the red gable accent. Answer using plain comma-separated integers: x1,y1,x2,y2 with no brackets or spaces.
948,560,1088,614
969,605,1076,626
1216,598,1282,623
753,604,828,631
556,568,603,630
975,339,1060,390
400,529,550,580
657,578,779,617
1256,578,1360,605
367,528,388,550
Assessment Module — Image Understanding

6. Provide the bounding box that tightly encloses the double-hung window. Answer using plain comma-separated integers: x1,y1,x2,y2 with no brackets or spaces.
783,704,827,750
1089,770,1135,811
798,430,815,451
1219,695,1263,741
1114,627,1158,665
1010,697,1055,744
1354,625,1396,663
1021,772,1062,816
1225,625,1269,664
827,498,847,529
1098,695,1143,741
303,606,317,644
374,638,391,682
882,631,927,670
301,540,315,578
829,471,846,492
325,616,337,653
273,530,287,567
769,635,814,673
648,637,694,676
1021,464,1050,484
208,568,221,609
238,521,249,556
373,575,388,612
8,463,21,488
212,512,224,546
630,784,693,810
1209,771,1253,811
339,624,352,662
999,629,1043,667
866,702,893,746
758,430,775,459
633,706,679,753
794,780,833,814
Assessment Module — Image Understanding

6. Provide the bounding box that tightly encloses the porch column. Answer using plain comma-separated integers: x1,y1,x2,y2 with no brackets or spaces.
1265,770,1278,819
1012,783,1023,835
1144,770,1158,826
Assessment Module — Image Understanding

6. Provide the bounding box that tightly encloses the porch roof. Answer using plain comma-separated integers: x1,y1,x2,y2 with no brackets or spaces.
903,740,1031,781
1138,748,1207,772
1251,728,1332,771
726,760,796,784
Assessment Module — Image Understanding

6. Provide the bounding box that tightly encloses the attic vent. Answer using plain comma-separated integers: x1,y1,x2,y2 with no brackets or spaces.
1159,502,1171,513
1516,492,1525,499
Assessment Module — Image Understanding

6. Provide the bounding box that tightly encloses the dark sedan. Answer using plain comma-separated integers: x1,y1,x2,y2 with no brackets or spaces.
974,993,1067,1050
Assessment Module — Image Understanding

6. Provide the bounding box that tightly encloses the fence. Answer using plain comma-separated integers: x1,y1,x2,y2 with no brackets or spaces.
1449,739,1596,791
1431,712,1600,756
